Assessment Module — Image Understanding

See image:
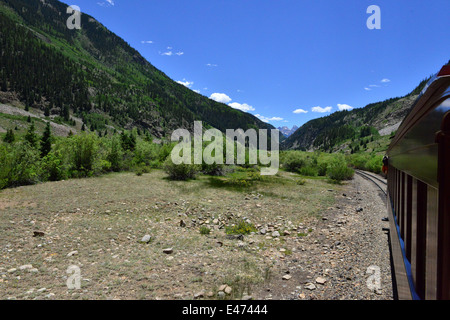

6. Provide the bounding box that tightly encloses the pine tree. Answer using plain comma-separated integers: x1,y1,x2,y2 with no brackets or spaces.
24,122,39,148
1,71,7,91
3,129,15,143
40,122,52,157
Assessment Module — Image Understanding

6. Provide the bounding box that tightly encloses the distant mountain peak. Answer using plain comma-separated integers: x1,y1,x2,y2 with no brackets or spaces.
277,125,298,137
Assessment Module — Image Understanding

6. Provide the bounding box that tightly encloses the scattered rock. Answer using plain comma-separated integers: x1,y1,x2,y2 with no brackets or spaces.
316,277,327,285
140,235,151,243
224,286,232,295
227,234,244,241
272,231,280,238
180,220,186,227
242,295,253,300
194,290,205,299
33,231,45,237
304,283,316,290
67,250,78,257
282,275,292,280
163,248,173,254
19,264,33,271
237,241,246,248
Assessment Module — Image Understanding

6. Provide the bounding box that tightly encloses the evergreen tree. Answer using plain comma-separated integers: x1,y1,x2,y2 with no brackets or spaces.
3,129,15,143
1,71,7,91
40,122,52,157
24,122,39,148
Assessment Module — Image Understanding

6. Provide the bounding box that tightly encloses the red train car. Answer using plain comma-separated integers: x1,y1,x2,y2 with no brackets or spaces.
386,64,450,300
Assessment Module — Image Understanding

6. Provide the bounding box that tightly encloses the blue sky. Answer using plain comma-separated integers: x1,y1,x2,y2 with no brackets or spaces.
70,0,450,128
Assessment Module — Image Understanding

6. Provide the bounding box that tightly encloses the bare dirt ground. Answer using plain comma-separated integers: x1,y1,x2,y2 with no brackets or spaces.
0,170,392,300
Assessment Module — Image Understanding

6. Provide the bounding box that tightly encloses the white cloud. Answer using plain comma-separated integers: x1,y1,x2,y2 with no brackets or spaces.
312,106,332,113
381,78,391,83
160,50,183,56
176,79,194,88
369,84,380,87
206,63,218,67
193,89,200,94
209,93,232,104
97,0,114,6
293,108,308,114
364,87,371,91
229,102,255,112
255,114,284,123
141,40,153,44
337,104,354,111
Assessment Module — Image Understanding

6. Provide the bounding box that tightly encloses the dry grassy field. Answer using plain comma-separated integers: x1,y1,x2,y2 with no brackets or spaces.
0,169,339,300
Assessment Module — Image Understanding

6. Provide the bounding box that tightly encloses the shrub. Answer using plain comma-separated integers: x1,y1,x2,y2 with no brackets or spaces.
317,162,328,176
107,135,124,172
327,155,354,182
225,220,257,235
42,150,68,181
199,226,211,235
299,165,318,176
224,177,253,188
0,142,41,188
281,151,306,172
163,158,200,180
69,133,99,177
347,153,383,174
201,162,226,176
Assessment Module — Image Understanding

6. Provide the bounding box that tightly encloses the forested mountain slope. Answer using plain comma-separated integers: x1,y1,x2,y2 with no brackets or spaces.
0,0,273,138
282,76,432,152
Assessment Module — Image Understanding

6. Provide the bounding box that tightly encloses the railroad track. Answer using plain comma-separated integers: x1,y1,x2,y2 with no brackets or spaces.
354,169,387,196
